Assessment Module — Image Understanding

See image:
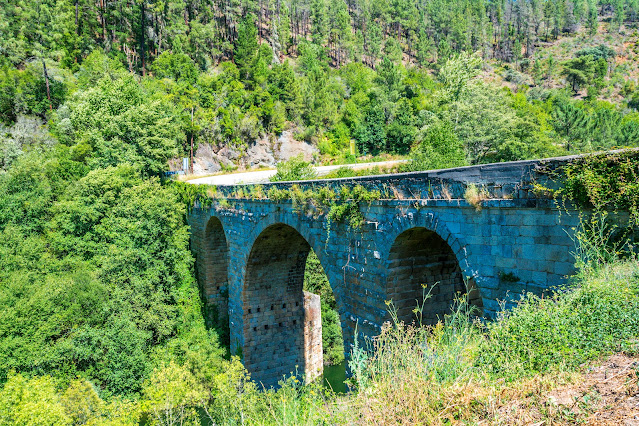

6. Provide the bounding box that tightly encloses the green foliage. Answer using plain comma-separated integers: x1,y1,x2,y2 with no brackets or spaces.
0,160,224,395
75,51,128,90
0,373,141,425
3,0,639,421
544,151,639,224
448,82,520,163
326,185,380,229
257,183,379,229
0,63,67,123
547,95,638,152
170,181,216,211
386,98,417,155
576,44,616,61
3,1,637,174
562,55,597,92
152,52,199,84
0,374,70,425
143,362,207,425
438,51,482,102
0,116,55,171
406,119,467,171
479,261,639,377
235,18,260,80
355,103,386,155
60,380,103,425
271,154,317,182
57,76,181,176
2,259,638,424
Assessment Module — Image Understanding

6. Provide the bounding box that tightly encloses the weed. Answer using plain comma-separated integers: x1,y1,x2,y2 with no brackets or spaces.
249,185,266,199
571,211,625,275
440,183,452,200
271,155,317,182
218,198,230,209
170,180,215,211
267,186,289,202
541,150,639,225
464,184,489,211
498,271,521,283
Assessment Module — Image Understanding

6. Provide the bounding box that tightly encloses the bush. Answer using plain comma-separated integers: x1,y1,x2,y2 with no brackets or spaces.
405,119,467,171
0,374,70,425
271,154,317,182
479,261,639,377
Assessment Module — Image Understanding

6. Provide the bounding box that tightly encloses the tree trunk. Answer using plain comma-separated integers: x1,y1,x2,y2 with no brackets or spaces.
258,0,262,43
75,0,79,32
100,0,106,41
140,1,146,76
42,60,52,112
190,107,194,174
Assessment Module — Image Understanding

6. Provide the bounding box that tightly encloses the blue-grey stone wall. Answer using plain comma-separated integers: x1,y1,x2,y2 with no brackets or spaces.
188,195,581,387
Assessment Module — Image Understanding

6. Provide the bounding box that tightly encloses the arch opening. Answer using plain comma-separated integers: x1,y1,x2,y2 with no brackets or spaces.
243,223,325,387
385,227,483,326
201,217,230,345
303,249,346,393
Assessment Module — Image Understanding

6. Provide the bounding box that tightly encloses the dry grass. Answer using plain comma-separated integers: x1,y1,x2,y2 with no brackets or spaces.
464,184,490,210
339,354,639,425
343,367,581,425
440,183,453,201
334,260,639,425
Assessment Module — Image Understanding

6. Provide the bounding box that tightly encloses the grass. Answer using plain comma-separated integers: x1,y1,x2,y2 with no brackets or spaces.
186,255,639,425
341,259,639,424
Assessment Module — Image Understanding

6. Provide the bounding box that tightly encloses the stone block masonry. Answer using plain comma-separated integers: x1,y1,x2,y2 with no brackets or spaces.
186,153,628,387
304,291,322,383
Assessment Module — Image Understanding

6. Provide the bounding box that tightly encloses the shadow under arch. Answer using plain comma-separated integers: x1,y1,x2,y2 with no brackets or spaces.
242,222,336,388
201,216,230,344
385,227,483,326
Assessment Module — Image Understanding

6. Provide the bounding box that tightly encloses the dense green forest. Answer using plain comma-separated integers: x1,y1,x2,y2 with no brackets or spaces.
1,0,639,422
3,0,639,170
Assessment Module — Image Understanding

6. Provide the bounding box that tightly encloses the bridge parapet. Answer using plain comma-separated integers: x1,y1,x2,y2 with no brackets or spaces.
207,154,584,201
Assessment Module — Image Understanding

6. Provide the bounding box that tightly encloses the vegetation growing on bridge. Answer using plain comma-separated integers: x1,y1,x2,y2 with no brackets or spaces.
539,150,639,225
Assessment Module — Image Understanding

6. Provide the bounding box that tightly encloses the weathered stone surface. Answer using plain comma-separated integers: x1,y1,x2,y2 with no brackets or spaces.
303,291,322,383
246,137,276,168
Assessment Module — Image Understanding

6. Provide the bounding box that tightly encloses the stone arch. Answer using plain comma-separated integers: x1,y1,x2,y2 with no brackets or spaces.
384,226,483,326
237,213,348,319
242,222,328,387
201,216,229,336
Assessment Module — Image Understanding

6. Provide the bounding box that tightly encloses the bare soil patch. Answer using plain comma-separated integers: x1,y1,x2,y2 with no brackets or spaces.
495,353,639,425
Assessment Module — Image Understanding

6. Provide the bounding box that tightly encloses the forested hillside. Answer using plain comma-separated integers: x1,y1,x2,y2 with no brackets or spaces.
3,0,639,172
1,0,639,422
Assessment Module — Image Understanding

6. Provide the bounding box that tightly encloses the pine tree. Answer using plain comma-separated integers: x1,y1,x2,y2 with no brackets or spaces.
235,17,259,80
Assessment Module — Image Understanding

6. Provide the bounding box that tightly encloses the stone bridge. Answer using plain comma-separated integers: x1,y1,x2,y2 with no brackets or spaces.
187,156,585,387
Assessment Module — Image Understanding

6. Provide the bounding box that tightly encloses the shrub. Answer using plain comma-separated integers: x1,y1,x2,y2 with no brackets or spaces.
271,154,317,182
479,261,639,377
